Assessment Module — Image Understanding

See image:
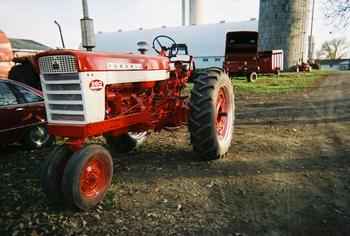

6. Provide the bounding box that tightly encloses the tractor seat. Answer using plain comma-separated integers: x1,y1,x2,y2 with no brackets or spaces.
170,55,191,63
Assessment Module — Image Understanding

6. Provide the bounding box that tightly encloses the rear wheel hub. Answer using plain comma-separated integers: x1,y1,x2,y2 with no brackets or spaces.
216,87,229,139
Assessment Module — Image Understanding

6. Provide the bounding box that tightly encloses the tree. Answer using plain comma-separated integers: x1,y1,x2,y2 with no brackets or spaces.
317,38,349,59
325,0,350,27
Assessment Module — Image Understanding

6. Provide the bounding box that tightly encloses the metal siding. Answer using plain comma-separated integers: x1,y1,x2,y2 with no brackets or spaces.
95,21,258,68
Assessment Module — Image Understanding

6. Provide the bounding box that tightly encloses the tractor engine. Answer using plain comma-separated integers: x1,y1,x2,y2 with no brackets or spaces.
37,49,190,145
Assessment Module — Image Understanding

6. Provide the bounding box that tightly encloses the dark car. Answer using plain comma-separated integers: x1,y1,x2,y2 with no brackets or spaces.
0,79,53,148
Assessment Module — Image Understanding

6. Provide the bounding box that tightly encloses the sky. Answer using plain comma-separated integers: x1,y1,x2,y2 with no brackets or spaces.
0,0,349,52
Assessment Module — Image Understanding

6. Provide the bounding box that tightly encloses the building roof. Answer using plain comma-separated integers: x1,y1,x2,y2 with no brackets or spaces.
9,38,51,51
95,20,258,57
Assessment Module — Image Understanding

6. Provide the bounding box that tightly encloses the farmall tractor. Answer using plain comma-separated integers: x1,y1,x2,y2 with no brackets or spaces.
37,35,235,210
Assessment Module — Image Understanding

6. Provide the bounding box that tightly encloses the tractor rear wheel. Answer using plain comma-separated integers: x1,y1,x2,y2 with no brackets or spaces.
8,61,41,90
247,72,257,82
61,145,113,210
189,69,235,161
41,145,73,203
105,132,147,153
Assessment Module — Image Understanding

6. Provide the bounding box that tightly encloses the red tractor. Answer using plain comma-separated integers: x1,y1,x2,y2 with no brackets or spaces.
38,35,235,210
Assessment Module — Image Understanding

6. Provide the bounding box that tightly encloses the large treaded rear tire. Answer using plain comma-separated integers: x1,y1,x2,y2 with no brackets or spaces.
189,68,235,161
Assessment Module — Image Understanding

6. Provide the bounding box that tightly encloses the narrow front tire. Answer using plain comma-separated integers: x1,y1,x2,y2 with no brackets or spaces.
41,145,72,203
61,145,113,211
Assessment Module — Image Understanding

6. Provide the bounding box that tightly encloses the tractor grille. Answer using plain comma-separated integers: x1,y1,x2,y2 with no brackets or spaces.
38,55,78,74
49,104,84,111
43,73,80,81
38,56,85,123
51,114,85,122
46,83,81,91
47,94,82,101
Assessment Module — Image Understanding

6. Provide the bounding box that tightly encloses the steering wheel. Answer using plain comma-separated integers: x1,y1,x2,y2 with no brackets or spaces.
152,35,178,57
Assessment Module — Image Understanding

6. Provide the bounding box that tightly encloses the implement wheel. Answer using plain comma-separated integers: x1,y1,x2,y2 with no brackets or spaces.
62,145,113,210
247,72,257,83
189,68,235,161
41,145,73,203
275,69,281,77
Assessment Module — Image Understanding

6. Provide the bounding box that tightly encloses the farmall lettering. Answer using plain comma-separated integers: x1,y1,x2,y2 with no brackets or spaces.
38,35,235,211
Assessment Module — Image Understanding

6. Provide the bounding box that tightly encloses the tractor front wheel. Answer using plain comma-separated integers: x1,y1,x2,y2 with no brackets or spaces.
41,145,73,203
189,69,235,161
62,145,113,210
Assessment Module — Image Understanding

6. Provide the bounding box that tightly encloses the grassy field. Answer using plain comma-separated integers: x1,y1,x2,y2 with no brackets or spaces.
233,70,333,94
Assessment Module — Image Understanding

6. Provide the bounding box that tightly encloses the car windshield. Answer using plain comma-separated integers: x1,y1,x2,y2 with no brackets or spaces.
12,84,43,103
225,32,258,54
0,82,18,106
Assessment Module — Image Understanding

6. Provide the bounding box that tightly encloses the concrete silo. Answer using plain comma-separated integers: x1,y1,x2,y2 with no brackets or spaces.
258,0,310,70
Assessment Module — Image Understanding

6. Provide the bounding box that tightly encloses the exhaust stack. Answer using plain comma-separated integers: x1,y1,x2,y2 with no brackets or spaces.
81,0,96,51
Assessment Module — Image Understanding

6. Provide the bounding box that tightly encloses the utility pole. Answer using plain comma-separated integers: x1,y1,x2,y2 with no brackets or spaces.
308,0,316,62
54,20,65,48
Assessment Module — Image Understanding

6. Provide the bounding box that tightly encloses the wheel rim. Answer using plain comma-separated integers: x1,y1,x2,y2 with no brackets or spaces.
30,126,49,146
128,131,147,140
216,87,230,140
252,74,257,81
80,155,110,199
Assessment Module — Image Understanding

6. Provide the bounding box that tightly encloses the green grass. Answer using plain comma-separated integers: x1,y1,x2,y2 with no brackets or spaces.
233,70,334,94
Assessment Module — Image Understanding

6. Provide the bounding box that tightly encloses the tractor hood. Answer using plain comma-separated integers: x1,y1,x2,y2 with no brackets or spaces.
36,49,170,72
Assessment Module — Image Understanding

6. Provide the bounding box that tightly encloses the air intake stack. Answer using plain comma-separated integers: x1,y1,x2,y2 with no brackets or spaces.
81,0,96,51
182,0,186,26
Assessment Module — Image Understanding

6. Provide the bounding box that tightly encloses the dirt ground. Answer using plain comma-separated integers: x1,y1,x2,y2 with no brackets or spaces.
1,73,350,236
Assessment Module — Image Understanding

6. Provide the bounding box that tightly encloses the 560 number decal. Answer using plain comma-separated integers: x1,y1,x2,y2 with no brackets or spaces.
89,80,104,91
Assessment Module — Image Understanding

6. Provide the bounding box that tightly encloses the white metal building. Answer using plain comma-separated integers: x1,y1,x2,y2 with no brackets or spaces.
95,20,258,68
